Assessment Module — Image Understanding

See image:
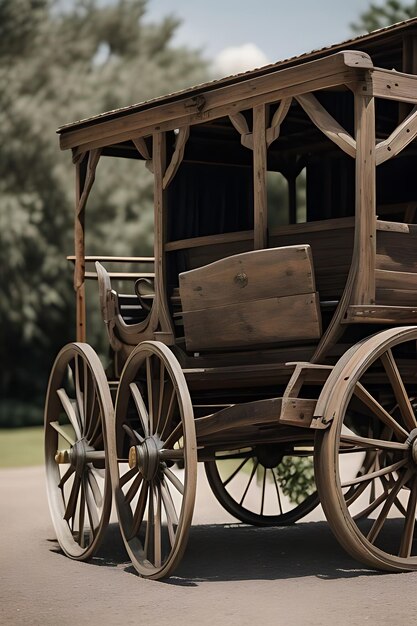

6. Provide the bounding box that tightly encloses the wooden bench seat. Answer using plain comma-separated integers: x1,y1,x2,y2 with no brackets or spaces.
179,245,322,352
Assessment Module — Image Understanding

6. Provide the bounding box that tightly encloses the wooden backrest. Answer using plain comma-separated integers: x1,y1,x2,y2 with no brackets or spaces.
179,245,322,352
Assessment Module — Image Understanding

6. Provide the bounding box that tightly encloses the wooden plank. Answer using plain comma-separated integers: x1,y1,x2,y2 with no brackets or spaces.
165,230,254,252
351,91,376,305
253,104,267,250
372,68,417,104
67,255,154,263
279,398,319,428
295,93,356,158
376,269,417,291
269,216,354,236
195,398,282,438
377,229,417,273
62,51,371,153
179,245,316,311
182,293,322,351
376,288,417,306
344,305,417,324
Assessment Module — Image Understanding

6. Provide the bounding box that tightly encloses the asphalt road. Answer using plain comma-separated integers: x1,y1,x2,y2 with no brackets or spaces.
1,464,417,626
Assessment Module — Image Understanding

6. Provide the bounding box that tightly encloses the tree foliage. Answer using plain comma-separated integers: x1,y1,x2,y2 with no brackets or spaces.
0,0,208,426
351,0,417,33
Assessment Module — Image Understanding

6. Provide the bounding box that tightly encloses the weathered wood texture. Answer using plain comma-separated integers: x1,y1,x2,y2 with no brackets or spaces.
179,246,321,351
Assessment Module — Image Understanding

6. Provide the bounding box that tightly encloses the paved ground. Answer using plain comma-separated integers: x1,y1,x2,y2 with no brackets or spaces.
1,465,417,626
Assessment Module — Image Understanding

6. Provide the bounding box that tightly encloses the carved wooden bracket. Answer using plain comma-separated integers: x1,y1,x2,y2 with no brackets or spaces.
162,126,190,189
132,136,154,173
295,93,356,158
229,113,253,149
266,98,292,147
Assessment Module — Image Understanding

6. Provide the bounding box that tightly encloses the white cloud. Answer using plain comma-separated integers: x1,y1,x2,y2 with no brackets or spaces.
212,43,270,77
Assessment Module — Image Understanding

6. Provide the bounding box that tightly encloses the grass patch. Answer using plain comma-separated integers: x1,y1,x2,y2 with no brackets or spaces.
0,426,44,468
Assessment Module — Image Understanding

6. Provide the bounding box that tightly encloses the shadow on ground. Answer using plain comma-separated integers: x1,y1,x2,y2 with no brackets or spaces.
60,520,391,585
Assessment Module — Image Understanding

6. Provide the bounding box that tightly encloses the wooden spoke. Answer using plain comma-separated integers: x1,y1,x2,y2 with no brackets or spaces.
125,473,143,505
129,481,149,540
239,460,258,506
144,483,155,561
260,467,267,516
399,477,417,558
154,482,162,568
155,360,166,435
85,476,99,535
380,349,417,431
354,383,408,441
58,465,75,489
271,469,283,515
159,448,184,461
57,389,82,440
160,386,177,442
223,456,250,487
341,458,408,488
78,480,86,548
119,466,139,488
74,355,85,429
64,474,81,522
50,421,75,446
129,383,149,437
367,470,412,544
160,479,179,526
45,343,112,560
161,410,181,449
146,357,154,434
87,470,103,508
122,422,144,444
163,467,184,495
340,433,408,451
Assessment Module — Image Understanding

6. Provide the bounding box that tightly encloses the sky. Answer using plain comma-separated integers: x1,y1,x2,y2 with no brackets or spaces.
143,0,388,74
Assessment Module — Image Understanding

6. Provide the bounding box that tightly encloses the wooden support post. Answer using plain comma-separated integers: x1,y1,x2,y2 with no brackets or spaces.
351,91,376,305
151,132,175,341
74,157,87,342
74,149,101,342
253,104,268,250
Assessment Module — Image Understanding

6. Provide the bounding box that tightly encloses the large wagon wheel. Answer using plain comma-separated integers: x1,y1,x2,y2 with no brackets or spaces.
205,444,319,526
44,343,112,560
315,326,417,571
110,341,197,579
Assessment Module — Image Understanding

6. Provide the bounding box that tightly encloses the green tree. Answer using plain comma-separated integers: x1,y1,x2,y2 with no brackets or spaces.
0,0,208,426
351,0,417,33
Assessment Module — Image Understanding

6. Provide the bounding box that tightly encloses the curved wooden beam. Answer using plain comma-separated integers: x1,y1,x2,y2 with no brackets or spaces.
295,93,356,158
266,98,292,147
162,126,190,189
133,136,153,173
376,105,417,166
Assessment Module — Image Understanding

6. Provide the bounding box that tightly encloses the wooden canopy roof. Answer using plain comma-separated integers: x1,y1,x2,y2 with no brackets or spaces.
58,16,417,144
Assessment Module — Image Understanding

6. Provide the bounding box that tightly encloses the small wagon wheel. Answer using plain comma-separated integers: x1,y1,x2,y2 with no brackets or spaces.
110,341,197,579
315,326,417,571
205,443,319,526
44,343,112,560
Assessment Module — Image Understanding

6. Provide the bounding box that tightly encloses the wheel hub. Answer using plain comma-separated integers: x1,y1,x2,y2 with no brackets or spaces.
406,428,417,466
129,436,162,481
55,438,94,476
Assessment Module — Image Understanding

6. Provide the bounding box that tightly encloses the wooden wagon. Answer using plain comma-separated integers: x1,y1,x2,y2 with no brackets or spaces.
45,19,417,578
